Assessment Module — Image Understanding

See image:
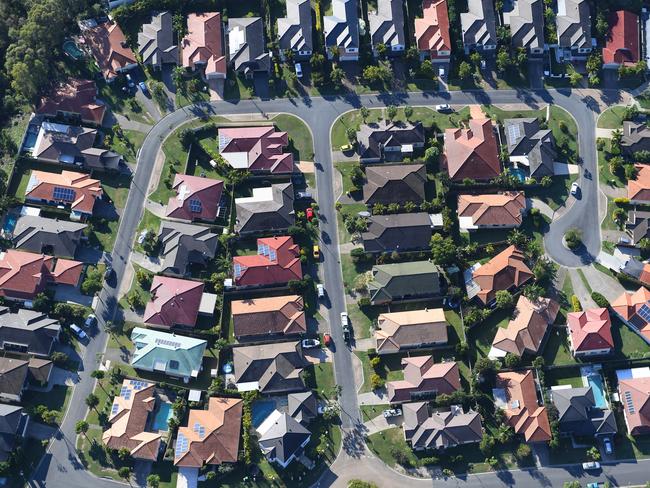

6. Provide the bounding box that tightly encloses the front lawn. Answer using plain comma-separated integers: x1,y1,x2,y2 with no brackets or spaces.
87,217,119,253
598,139,627,189
134,209,161,254
272,114,314,161
597,106,627,129
361,404,389,422
105,128,146,163
100,172,132,209
118,263,152,312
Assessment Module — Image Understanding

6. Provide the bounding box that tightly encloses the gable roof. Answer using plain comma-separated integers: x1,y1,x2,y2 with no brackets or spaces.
458,192,526,227
628,165,650,202
231,295,306,338
257,410,310,465
159,221,219,277
375,308,448,354
12,214,86,259
444,119,500,181
369,0,406,48
228,17,271,73
82,21,137,80
363,164,427,205
0,404,24,461
362,212,433,253
611,287,650,342
552,386,618,436
0,307,61,357
25,170,103,215
603,10,640,65
144,276,205,328
357,121,425,160
234,183,295,234
369,260,442,303
324,0,360,51
278,0,313,53
218,126,293,173
166,174,224,222
503,0,544,51
567,308,614,352
182,12,226,76
415,0,451,54
618,376,650,435
472,245,533,304
0,358,28,399
626,209,650,244
28,357,53,384
621,120,650,155
461,0,497,48
287,391,318,424
138,11,178,66
403,403,483,449
387,358,460,403
37,78,106,125
556,0,591,50
504,118,556,177
233,236,302,287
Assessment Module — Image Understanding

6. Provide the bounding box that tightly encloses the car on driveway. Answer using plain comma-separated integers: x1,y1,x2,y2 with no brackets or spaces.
84,314,97,328
383,408,402,418
70,324,88,340
301,338,320,349
138,81,149,96
323,333,332,347
104,266,114,280
340,312,349,328
317,283,325,298
435,104,452,113
603,437,613,455
295,63,303,78
570,182,580,196
582,461,600,470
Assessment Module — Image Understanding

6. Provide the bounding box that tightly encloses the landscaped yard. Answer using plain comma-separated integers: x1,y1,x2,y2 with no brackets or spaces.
272,114,314,161
105,128,146,163
598,106,628,129
118,263,152,312
543,327,578,366
467,307,512,360
133,209,161,253
361,404,390,422
598,139,627,190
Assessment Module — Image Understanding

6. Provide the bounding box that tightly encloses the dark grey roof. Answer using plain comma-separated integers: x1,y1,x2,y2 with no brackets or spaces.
461,0,497,48
503,0,544,51
556,0,591,50
552,387,618,436
622,121,650,155
504,118,555,177
324,0,360,51
159,221,218,277
277,0,313,53
362,212,433,253
363,164,427,205
235,182,295,234
368,0,405,49
0,404,24,462
12,214,86,259
626,210,650,244
0,307,61,357
138,11,178,66
0,358,28,399
403,403,483,449
621,258,645,281
228,17,271,73
288,391,318,424
258,412,310,465
368,261,442,304
357,121,425,161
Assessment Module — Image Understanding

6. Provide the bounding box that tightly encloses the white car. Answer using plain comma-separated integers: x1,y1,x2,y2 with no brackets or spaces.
582,461,600,470
340,312,349,328
295,63,303,78
570,182,579,195
618,236,631,245
435,104,452,113
317,283,325,298
70,324,88,340
383,408,402,418
301,338,320,349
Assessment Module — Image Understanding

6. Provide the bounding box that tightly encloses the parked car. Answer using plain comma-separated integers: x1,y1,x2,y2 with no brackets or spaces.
138,81,149,96
317,283,325,298
295,63,303,78
323,333,332,346
618,235,632,245
383,408,402,418
125,73,135,88
570,182,580,196
70,324,88,340
340,312,349,328
104,266,114,280
306,207,314,222
301,338,320,349
313,245,320,259
582,461,600,470
343,325,352,343
340,144,353,152
435,104,452,113
603,437,613,455
84,314,97,328
296,191,312,200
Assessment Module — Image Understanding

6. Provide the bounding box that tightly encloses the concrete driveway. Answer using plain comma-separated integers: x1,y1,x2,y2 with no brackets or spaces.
53,285,93,307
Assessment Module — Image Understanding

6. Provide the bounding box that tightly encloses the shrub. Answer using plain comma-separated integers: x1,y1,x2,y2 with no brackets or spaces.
613,197,630,205
358,296,371,308
591,292,609,308
369,356,381,370
390,447,412,467
370,373,384,390
564,228,582,250
571,295,582,312
516,443,532,459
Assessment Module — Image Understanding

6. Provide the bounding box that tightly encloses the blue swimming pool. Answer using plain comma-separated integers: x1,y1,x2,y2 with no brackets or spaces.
510,168,527,182
2,215,17,234
152,402,173,431
587,374,607,409
252,400,276,428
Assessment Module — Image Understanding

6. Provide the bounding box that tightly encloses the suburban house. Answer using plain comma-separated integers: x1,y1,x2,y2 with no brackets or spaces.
234,183,295,235
363,164,427,205
32,121,122,171
611,287,650,343
232,341,308,394
37,78,106,126
232,236,302,287
617,368,650,436
368,0,406,56
628,165,650,204
550,386,617,437
0,358,29,402
218,126,294,174
277,0,313,59
144,276,215,328
0,250,83,301
362,212,433,253
324,0,360,61
493,370,552,442
469,245,533,306
620,258,650,287
138,11,178,69
181,12,227,79
460,0,497,53
81,20,138,81
402,403,483,450
490,295,559,358
102,379,162,461
603,10,640,67
567,308,614,357
227,17,271,75
457,192,527,232
387,358,460,403
257,410,311,467
0,307,61,357
27,358,53,386
165,174,224,222
621,120,650,156
503,0,545,55
415,0,452,61
159,221,218,278
24,170,103,221
11,214,86,259
288,391,318,425
174,397,243,467
443,119,501,181
130,327,208,382
0,405,28,462
626,209,650,244
504,118,556,177
556,0,592,59
375,309,449,355
368,260,443,305
231,295,306,340
357,121,425,162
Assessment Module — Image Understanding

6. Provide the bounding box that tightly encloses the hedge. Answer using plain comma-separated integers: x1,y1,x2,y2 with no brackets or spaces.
591,292,609,308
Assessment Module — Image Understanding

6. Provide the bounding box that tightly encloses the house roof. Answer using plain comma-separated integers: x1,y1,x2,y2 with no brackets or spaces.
0,404,24,436
218,126,293,173
556,0,591,50
494,370,551,442
144,276,204,328
369,260,442,303
363,164,427,205
618,376,650,435
362,212,433,253
415,0,451,54
611,287,650,341
626,209,650,244
460,0,497,48
102,379,162,460
444,119,501,181
231,295,306,338
375,308,448,354
622,120,650,154
182,12,226,76
552,386,618,436
504,118,556,177
0,358,28,398
387,357,460,403
492,295,559,357
603,10,640,65
503,0,544,51
628,165,650,202
36,78,106,125
403,403,483,449
278,0,313,53
567,308,614,352
228,17,270,73
369,0,406,48
458,192,526,227
0,307,61,357
25,170,102,215
166,174,224,222
51,258,84,286
324,0,360,51
472,245,533,304
138,11,178,66
159,221,219,277
28,357,53,384
130,327,207,379
257,410,310,465
621,258,650,287
287,391,318,424
357,121,425,161
234,183,295,234
233,236,302,287
82,21,137,80
12,215,86,259
174,397,243,467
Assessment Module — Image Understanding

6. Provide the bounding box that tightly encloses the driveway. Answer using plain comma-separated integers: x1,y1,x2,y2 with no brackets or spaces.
54,285,94,307
582,264,626,301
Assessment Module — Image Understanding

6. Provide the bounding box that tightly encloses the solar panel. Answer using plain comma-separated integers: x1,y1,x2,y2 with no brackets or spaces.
507,124,521,142
111,403,119,415
258,243,269,256
120,386,129,397
639,304,650,322
154,338,181,348
189,199,202,213
269,249,277,262
624,390,635,414
234,263,243,278
123,390,131,400
175,433,189,456
53,186,76,202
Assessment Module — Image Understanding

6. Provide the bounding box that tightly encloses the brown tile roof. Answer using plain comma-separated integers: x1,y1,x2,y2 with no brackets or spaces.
27,358,53,385
144,276,205,328
628,165,650,202
83,21,137,80
444,119,501,181
494,370,551,442
51,258,84,286
603,10,640,66
375,308,448,354
0,250,53,299
0,357,28,399
387,357,460,403
231,295,306,338
458,192,526,227
472,245,533,305
182,13,227,77
25,170,103,215
567,308,614,353
415,0,452,56
611,287,650,342
174,397,243,467
37,78,106,125
618,376,650,436
363,164,427,205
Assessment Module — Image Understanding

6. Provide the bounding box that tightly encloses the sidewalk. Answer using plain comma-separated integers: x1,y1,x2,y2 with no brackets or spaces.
131,251,163,273
144,199,167,218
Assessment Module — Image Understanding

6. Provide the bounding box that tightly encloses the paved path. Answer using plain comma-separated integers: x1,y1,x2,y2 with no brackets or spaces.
582,264,626,301
112,113,153,133
530,198,555,219
358,391,390,405
144,199,166,218
568,268,597,309
363,413,402,435
131,251,163,273
596,128,616,138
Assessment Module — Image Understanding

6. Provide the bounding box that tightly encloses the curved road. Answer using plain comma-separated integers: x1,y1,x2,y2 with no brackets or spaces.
29,88,630,488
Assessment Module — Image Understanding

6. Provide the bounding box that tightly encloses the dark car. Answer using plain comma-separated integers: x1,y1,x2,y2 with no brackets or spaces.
104,266,114,280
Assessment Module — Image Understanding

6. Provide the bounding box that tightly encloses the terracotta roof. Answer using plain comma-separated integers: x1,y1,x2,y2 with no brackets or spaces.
628,165,650,202
603,10,639,65
144,276,204,328
36,79,106,125
567,308,614,353
231,295,306,338
458,192,526,227
182,13,227,77
472,245,533,305
174,397,243,467
233,236,302,287
611,287,650,341
0,251,78,299
618,376,650,435
415,0,451,56
375,309,448,354
25,170,102,215
218,126,293,173
83,21,137,80
444,119,501,181
51,258,84,286
494,370,551,442
102,379,162,461
387,357,460,403
166,174,224,222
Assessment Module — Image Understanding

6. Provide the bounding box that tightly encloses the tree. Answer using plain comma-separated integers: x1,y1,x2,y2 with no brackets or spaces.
595,11,608,39
172,66,185,92
523,283,545,301
496,48,511,73
85,393,99,413
470,51,481,66
375,43,387,58
458,61,473,81
91,370,107,394
346,127,357,143
507,229,527,248
479,434,496,455
504,353,520,369
82,266,103,295
330,65,345,87
496,424,514,444
430,233,458,266
360,106,370,121
516,443,532,459
567,65,582,87
386,104,398,121
147,474,160,488
587,446,601,461
118,467,132,485
564,228,582,250
533,257,557,285
404,106,413,120
612,207,627,228
495,290,513,309
75,420,89,440
532,357,545,370
172,12,187,38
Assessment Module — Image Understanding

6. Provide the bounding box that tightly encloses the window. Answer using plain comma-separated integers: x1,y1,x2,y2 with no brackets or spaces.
53,187,76,201
189,199,202,213
168,360,179,370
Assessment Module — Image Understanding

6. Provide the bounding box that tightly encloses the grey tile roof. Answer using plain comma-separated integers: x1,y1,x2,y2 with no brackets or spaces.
0,357,28,399
622,121,650,155
461,0,497,48
159,221,218,277
556,0,591,50
504,118,556,177
258,411,310,465
503,0,544,51
12,214,86,259
228,17,271,73
0,307,61,357
0,404,24,462
626,209,650,244
277,0,313,53
235,182,295,234
551,387,618,436
368,261,442,304
362,212,433,253
363,164,427,205
403,403,483,450
357,121,425,161
368,0,405,49
324,0,360,51
288,391,318,424
138,11,178,66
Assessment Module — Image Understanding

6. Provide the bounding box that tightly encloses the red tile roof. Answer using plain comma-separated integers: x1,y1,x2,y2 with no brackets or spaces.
144,276,205,328
415,0,451,58
611,287,650,341
444,119,501,181
233,236,302,287
37,79,106,125
603,10,639,66
628,165,650,202
51,259,84,287
458,192,526,227
182,13,227,77
218,126,294,173
618,376,650,436
25,170,103,215
83,22,137,80
472,245,533,305
387,357,460,403
567,308,614,353
166,174,224,222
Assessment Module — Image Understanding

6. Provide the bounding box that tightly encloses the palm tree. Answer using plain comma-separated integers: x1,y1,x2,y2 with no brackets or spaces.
146,474,160,488
85,393,99,414
118,467,132,486
75,420,89,441
90,370,106,394
172,66,185,91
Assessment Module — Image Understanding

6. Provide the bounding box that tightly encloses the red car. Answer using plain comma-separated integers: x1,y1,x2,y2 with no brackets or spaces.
323,333,332,347
306,207,314,222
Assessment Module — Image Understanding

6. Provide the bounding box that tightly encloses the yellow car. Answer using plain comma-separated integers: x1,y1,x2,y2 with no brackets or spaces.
340,144,353,152
313,245,320,259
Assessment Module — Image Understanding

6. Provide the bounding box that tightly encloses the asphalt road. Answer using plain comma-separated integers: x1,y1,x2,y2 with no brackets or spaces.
28,87,625,488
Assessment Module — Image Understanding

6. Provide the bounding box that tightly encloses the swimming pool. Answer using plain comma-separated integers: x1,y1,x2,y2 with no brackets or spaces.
510,168,527,182
587,374,607,409
152,402,173,431
2,215,17,234
63,40,84,60
252,400,276,428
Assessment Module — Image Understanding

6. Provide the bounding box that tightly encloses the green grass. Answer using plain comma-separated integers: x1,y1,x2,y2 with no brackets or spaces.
598,139,627,189
98,83,154,125
481,105,544,122
598,106,628,129
100,172,132,209
106,128,146,163
21,385,72,424
309,362,336,399
612,315,650,359
527,174,578,211
87,217,119,252
361,404,390,422
366,428,419,468
134,209,161,253
76,427,122,481
223,70,254,101
336,203,367,243
272,113,314,161
467,307,512,360
603,197,623,231
335,161,363,196
548,437,594,465
544,366,583,388
543,327,578,366
118,263,152,312
340,252,373,294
